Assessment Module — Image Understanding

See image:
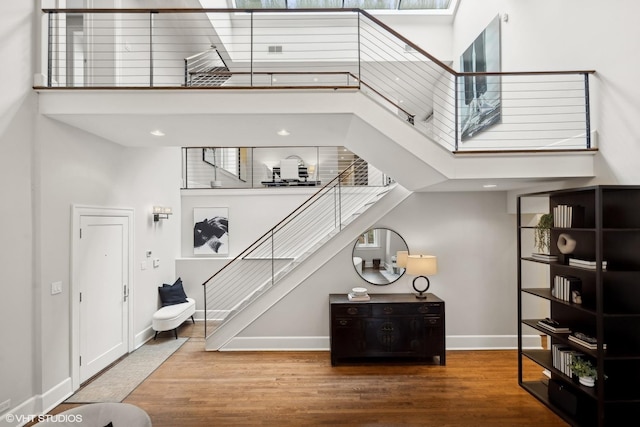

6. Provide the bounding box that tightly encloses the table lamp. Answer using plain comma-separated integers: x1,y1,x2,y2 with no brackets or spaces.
406,254,437,299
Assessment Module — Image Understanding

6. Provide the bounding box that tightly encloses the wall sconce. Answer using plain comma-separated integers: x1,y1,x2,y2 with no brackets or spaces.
153,206,172,222
406,254,438,300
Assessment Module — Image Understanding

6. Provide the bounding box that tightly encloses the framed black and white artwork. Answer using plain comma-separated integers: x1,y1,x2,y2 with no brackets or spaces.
460,14,501,141
193,207,229,255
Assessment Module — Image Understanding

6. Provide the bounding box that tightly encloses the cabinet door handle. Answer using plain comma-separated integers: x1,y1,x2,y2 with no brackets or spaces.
347,307,358,315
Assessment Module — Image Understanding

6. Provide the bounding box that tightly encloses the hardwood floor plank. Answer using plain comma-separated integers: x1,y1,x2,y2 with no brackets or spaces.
45,323,568,426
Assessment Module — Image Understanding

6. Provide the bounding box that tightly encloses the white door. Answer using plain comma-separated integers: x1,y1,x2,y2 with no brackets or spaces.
78,214,130,383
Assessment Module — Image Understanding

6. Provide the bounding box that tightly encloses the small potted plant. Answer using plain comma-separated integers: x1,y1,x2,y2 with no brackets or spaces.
570,357,597,387
534,213,554,254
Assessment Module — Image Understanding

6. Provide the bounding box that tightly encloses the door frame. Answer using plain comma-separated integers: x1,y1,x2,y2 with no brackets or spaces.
70,205,134,391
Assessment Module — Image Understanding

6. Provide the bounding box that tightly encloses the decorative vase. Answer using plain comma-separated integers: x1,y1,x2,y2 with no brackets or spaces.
579,376,595,387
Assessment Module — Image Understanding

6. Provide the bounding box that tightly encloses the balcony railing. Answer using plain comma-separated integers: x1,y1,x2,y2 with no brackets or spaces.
40,8,595,152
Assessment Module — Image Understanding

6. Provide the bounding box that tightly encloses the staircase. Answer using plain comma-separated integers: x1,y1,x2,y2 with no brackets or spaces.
184,49,230,87
203,161,410,350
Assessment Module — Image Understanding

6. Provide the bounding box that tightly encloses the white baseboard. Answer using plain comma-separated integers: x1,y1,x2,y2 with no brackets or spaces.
219,334,543,352
0,378,72,427
134,326,155,350
447,334,542,350
221,336,329,351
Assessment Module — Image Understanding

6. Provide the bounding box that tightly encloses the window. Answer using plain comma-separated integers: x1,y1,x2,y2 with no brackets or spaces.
234,0,452,10
357,229,379,247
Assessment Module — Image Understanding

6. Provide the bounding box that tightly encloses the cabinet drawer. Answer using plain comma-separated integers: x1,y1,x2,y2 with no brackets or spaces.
332,304,371,317
423,316,442,327
371,303,441,316
333,318,363,329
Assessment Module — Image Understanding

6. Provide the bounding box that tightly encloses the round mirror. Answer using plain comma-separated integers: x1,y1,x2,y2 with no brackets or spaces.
352,228,408,286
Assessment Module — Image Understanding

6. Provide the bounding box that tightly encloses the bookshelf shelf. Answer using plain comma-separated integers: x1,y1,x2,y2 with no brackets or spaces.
518,185,640,427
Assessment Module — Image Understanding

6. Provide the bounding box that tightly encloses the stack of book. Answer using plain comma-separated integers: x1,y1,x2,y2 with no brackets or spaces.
569,332,606,350
531,253,558,262
552,275,582,304
348,287,370,301
553,204,585,228
552,343,583,377
569,258,607,270
538,318,571,333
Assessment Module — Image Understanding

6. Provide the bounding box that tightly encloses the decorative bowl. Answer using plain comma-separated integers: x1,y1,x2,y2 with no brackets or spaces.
352,287,368,296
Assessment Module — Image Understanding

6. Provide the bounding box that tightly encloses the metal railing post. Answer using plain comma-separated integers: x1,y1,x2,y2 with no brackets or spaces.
47,12,53,87
149,12,155,87
454,75,459,151
338,177,343,230
204,283,208,338
271,230,274,286
184,59,188,86
357,11,361,87
584,72,591,149
250,11,254,88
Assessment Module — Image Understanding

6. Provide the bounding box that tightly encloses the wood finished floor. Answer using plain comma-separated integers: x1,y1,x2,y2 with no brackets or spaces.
48,322,569,427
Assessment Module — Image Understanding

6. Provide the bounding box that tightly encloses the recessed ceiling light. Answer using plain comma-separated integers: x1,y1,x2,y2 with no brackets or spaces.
483,184,497,188
277,129,290,136
150,130,165,137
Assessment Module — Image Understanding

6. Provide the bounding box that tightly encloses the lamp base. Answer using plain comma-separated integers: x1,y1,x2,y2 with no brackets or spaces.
412,276,430,300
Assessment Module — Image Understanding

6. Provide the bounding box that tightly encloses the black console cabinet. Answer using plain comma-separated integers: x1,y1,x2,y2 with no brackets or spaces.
329,293,445,366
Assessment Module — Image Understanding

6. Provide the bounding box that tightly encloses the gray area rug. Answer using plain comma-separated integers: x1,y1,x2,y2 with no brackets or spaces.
66,337,188,403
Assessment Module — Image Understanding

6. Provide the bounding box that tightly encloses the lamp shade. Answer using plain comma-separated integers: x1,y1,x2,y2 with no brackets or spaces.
406,255,437,276
396,251,409,268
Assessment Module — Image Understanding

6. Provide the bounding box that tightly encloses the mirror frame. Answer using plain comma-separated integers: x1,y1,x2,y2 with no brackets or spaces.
352,228,408,286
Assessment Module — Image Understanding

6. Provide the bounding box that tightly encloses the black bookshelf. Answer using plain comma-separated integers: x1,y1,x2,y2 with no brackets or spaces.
517,185,640,427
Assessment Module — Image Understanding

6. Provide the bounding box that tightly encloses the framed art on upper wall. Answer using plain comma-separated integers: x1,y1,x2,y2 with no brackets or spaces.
193,207,229,255
460,14,501,141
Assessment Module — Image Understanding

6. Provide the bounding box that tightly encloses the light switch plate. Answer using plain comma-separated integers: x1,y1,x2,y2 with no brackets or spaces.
51,281,62,295
153,258,160,268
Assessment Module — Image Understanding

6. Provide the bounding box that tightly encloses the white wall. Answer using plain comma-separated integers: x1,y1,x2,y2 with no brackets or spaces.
35,116,182,395
0,1,37,417
237,191,518,349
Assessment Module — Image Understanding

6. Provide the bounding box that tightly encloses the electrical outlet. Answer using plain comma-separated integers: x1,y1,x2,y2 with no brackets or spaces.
0,399,10,413
153,258,160,268
146,250,152,258
140,261,147,271
51,281,62,295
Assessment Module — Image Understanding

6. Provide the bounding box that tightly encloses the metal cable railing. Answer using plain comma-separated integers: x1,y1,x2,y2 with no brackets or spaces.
41,7,595,152
201,159,389,338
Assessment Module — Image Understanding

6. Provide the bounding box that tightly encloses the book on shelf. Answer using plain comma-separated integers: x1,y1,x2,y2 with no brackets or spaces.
531,253,558,262
553,204,585,228
348,293,370,301
568,332,606,350
552,275,582,304
569,258,607,270
552,344,583,377
537,318,571,333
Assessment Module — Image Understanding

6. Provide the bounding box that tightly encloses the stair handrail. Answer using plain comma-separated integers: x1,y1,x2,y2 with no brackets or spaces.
201,158,370,288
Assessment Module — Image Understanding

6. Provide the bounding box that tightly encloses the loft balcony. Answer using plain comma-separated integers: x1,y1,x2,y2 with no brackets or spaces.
35,7,597,191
